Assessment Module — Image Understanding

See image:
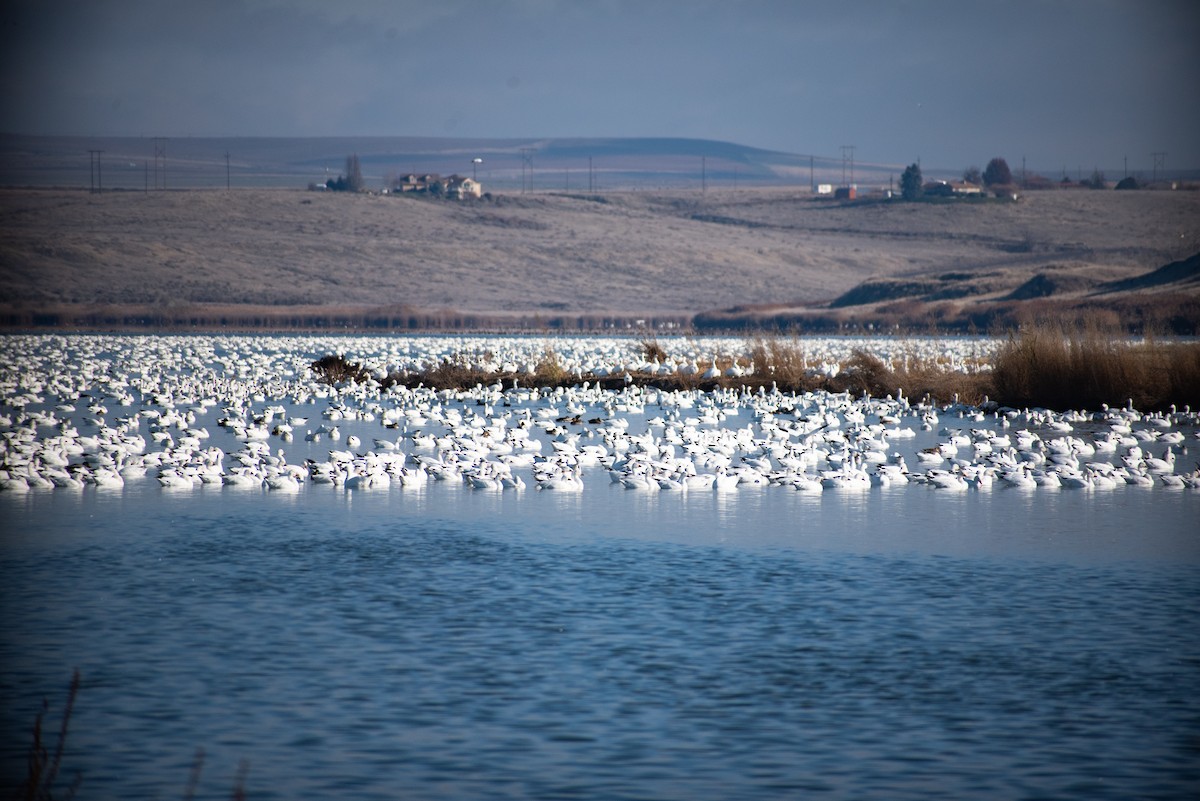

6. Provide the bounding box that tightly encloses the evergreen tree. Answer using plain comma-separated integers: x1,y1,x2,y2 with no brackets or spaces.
983,157,1012,187
900,163,923,200
345,154,364,192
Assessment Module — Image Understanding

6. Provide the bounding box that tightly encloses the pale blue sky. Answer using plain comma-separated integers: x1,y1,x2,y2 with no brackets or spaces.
2,0,1197,172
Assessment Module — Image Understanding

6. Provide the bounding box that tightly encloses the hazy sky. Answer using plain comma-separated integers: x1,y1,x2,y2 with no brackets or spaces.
2,0,1197,171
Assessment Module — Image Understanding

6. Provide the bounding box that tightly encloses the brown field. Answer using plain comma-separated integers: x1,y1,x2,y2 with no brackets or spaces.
1,184,1198,331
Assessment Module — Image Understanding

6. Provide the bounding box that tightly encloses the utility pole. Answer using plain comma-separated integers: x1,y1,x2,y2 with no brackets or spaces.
88,150,103,193
153,137,167,190
1152,151,1166,184
841,145,855,187
225,151,231,190
519,148,534,194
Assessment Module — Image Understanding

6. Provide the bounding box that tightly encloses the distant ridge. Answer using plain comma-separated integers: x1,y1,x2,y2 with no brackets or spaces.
1095,252,1200,294
0,133,891,191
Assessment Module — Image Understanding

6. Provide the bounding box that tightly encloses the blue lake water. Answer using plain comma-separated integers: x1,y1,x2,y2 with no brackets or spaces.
3,481,1199,800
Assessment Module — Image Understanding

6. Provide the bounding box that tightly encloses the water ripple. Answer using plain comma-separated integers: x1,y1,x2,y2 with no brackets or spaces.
3,506,1199,799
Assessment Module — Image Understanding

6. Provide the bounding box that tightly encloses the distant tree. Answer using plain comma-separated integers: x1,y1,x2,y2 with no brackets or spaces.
1115,176,1140,190
1084,169,1107,189
963,166,982,184
900,163,923,200
345,154,364,192
324,155,365,192
982,157,1012,187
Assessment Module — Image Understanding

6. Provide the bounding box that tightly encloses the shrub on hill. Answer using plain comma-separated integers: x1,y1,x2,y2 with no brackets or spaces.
983,157,1012,187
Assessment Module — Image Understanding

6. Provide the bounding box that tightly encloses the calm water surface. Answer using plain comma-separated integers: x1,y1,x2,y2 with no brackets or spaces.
2,481,1198,800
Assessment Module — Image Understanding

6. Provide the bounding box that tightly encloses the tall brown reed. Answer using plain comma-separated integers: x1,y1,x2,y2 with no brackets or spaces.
746,336,815,391
990,319,1200,410
534,346,569,384
16,669,81,801
638,337,668,364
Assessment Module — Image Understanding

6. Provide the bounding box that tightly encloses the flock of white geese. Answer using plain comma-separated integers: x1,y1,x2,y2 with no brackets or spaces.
1,334,1197,496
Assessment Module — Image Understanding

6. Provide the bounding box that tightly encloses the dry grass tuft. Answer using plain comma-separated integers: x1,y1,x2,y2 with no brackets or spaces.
17,669,81,801
534,346,569,385
746,336,815,391
310,355,370,385
638,337,668,364
417,353,484,391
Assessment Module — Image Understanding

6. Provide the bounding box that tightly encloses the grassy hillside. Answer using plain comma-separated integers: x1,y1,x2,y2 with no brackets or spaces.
1,183,1198,332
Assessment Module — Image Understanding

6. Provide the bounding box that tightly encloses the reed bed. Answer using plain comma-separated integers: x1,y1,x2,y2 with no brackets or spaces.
311,323,1200,412
990,322,1200,411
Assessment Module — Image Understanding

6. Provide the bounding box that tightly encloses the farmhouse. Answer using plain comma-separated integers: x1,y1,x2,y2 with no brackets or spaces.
440,174,482,199
394,174,440,192
393,173,482,199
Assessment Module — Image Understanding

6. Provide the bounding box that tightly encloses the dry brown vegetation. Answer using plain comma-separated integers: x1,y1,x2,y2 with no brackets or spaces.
312,323,1200,412
15,670,81,801
990,323,1200,411
2,186,1198,333
11,669,251,801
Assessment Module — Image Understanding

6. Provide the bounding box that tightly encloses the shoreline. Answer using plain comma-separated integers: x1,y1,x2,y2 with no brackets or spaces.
2,294,1196,335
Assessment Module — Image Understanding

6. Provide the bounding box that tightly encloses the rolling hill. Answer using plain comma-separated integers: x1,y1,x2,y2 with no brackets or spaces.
1,136,1198,333
0,134,873,193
